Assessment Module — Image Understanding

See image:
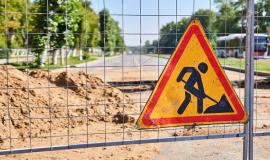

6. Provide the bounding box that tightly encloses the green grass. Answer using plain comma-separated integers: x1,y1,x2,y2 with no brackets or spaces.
146,53,270,73
218,58,270,72
146,53,171,59
12,54,98,70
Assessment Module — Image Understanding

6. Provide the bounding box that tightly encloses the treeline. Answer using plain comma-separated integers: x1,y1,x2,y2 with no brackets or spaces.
145,0,270,55
0,0,125,66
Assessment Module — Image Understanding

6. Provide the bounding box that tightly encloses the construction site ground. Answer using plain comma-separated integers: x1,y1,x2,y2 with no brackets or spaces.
1,54,270,160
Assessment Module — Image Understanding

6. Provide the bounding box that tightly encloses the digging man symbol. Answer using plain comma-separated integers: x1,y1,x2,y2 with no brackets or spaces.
177,62,208,114
176,62,234,115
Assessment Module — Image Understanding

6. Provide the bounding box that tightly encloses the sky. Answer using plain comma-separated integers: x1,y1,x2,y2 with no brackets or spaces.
91,0,218,46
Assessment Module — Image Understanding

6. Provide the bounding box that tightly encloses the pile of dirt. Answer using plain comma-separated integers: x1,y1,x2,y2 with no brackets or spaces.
0,66,136,149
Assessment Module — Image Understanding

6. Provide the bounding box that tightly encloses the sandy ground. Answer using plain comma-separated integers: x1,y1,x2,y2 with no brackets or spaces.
0,55,270,160
2,144,160,160
2,137,270,160
156,136,270,160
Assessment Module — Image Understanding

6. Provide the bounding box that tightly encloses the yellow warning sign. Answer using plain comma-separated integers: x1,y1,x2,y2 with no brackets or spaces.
136,19,247,129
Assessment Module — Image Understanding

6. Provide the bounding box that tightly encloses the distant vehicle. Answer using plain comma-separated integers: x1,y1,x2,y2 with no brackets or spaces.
216,34,269,59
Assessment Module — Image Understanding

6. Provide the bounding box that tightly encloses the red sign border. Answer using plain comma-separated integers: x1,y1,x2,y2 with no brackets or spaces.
141,21,247,127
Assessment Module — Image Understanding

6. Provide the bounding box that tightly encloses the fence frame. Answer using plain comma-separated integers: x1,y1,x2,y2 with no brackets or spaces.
0,1,267,160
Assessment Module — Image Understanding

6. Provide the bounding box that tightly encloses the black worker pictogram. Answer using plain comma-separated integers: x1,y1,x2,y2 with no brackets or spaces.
176,62,234,115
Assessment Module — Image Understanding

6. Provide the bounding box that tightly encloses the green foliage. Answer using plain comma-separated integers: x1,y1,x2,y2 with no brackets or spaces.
82,52,97,61
194,9,217,47
158,18,190,54
99,9,125,54
0,0,26,50
30,34,48,65
11,61,39,69
195,9,217,33
0,36,9,58
28,0,102,66
80,0,99,48
256,0,270,34
30,0,84,65
36,0,82,48
67,55,96,65
146,10,218,54
12,54,97,70
151,0,270,55
214,1,243,33
82,53,91,60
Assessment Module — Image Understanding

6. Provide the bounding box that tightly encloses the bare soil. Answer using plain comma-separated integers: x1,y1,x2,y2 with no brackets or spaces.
0,66,137,149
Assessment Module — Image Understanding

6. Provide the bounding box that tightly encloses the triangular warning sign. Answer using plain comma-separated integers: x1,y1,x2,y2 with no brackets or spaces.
136,19,247,129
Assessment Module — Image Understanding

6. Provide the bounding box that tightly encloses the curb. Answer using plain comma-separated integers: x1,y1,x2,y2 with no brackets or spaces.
222,66,270,77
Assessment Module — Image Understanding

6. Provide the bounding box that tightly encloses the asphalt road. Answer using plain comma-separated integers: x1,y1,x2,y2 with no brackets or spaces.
55,53,168,81
54,53,259,82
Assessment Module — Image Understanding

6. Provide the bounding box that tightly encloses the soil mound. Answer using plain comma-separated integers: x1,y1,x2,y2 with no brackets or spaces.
0,66,136,149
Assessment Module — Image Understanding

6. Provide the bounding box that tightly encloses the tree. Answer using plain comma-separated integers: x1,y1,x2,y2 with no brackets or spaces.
73,0,99,60
159,21,177,54
30,0,83,66
159,18,190,54
194,9,216,33
114,23,126,53
82,1,99,48
194,9,217,47
0,0,26,60
144,40,152,53
99,9,125,55
255,0,270,34
158,9,217,54
214,0,243,34
99,9,112,54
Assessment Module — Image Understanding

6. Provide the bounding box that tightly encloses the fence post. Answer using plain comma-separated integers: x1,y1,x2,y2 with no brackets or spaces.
248,0,255,159
243,0,255,160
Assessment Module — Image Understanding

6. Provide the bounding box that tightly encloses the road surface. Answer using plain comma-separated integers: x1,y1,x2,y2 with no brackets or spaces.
54,54,167,81
54,53,259,82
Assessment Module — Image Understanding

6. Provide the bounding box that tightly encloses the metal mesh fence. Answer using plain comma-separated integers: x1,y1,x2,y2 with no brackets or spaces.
0,0,269,158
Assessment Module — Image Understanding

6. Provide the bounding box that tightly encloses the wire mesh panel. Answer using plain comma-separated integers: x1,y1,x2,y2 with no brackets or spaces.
0,0,269,158
252,1,270,157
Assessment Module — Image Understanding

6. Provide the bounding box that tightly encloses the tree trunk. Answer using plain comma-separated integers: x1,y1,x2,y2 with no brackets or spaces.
79,33,83,60
66,48,71,58
53,49,59,65
40,48,48,67
60,48,65,65
72,47,76,57
79,49,83,60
